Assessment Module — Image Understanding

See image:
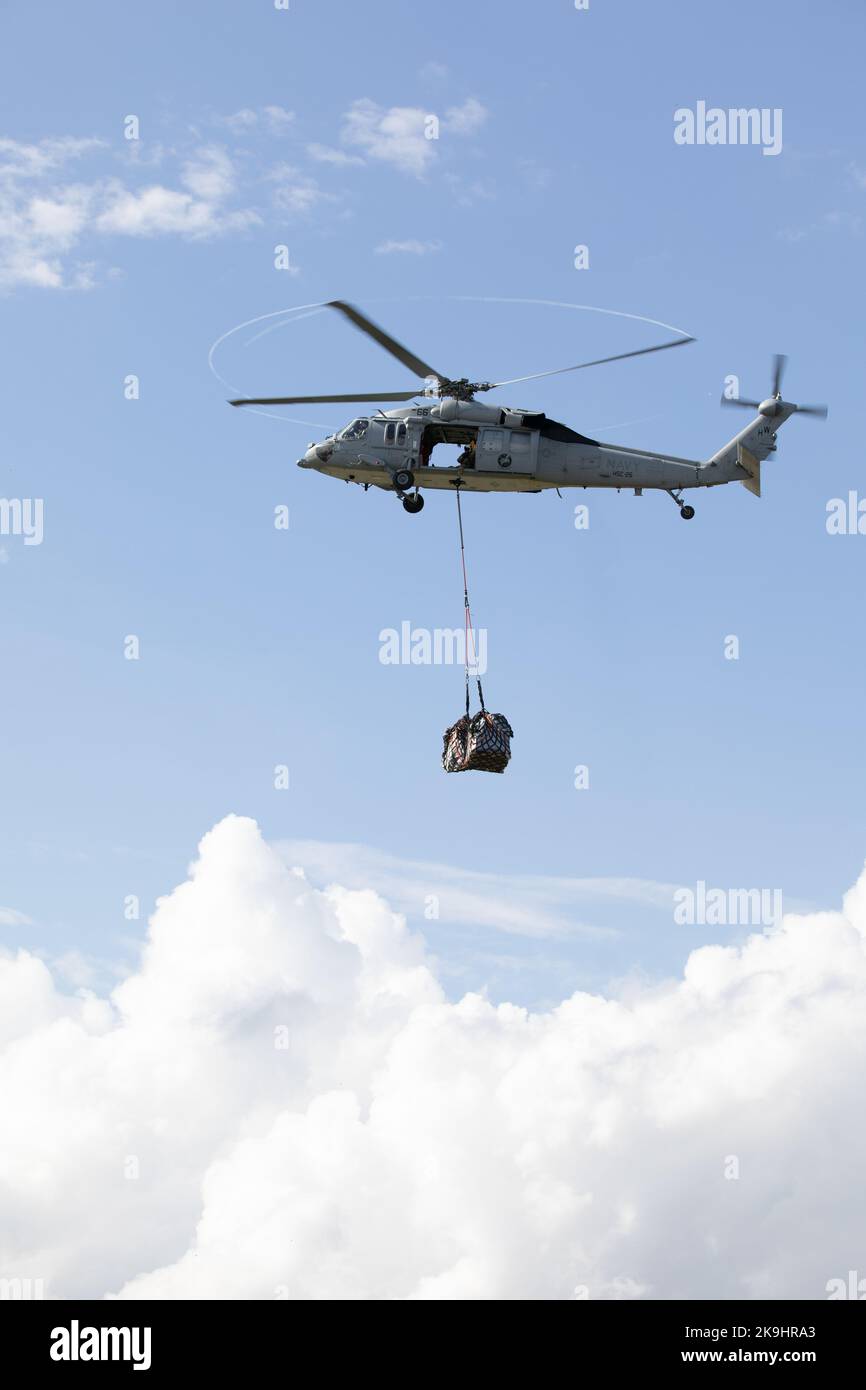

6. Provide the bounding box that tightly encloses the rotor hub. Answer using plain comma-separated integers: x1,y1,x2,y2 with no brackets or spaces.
433,377,493,401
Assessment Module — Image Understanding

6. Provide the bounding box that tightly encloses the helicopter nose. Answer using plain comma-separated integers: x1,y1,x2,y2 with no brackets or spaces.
297,443,325,468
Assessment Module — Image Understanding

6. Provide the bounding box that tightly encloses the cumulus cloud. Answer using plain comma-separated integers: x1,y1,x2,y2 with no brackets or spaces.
0,247,63,290
25,187,93,244
0,166,98,287
95,185,255,239
2,814,865,1301
93,148,257,238
337,97,489,177
180,146,236,202
341,99,439,177
0,136,259,289
341,100,430,175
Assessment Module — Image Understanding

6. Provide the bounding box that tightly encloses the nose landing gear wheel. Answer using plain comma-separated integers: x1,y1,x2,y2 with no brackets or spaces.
403,494,424,514
680,505,695,520
393,469,415,492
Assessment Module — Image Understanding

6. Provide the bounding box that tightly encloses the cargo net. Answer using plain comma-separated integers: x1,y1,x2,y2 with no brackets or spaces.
442,705,514,775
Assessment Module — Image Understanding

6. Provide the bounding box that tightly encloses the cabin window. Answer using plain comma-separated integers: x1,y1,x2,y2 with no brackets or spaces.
480,429,505,453
383,421,407,447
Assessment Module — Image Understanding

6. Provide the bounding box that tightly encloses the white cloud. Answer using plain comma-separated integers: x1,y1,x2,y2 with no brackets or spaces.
218,106,295,134
0,135,105,179
0,907,32,927
0,139,103,288
26,186,93,245
262,105,296,133
443,97,488,136
0,247,63,289
307,143,365,167
331,95,487,178
96,148,257,238
180,146,236,202
218,108,259,131
0,181,95,287
341,99,438,177
1,814,865,1300
95,183,253,238
0,138,260,287
267,163,335,216
375,238,442,256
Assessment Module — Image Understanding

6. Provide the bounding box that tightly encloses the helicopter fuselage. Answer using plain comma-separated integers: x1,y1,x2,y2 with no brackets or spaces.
297,396,790,498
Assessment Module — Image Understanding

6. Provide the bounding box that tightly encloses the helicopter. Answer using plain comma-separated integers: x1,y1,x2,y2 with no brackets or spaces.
229,301,827,518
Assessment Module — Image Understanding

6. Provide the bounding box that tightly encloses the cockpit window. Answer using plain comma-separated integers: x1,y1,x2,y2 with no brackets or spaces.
339,418,369,440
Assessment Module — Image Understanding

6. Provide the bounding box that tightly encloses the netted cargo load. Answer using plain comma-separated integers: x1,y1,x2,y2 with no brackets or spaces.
442,709,514,774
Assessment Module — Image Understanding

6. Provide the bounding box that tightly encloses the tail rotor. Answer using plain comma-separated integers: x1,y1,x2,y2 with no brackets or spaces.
720,355,828,420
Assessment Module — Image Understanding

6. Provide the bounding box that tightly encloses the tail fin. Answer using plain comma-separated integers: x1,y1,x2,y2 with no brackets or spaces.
738,442,761,497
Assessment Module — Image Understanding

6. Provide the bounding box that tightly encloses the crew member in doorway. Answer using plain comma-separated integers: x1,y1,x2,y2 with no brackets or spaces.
457,438,476,468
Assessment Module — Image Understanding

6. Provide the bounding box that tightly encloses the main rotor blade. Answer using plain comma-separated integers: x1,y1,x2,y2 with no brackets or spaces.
720,395,762,409
327,300,442,382
230,390,422,407
771,353,788,397
486,336,696,390
795,402,829,419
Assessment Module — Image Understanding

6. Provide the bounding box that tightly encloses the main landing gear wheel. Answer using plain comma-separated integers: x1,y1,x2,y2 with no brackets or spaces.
680,505,695,520
393,468,415,491
403,494,425,514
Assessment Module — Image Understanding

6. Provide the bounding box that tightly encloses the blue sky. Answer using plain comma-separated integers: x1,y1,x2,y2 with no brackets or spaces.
2,0,865,1008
